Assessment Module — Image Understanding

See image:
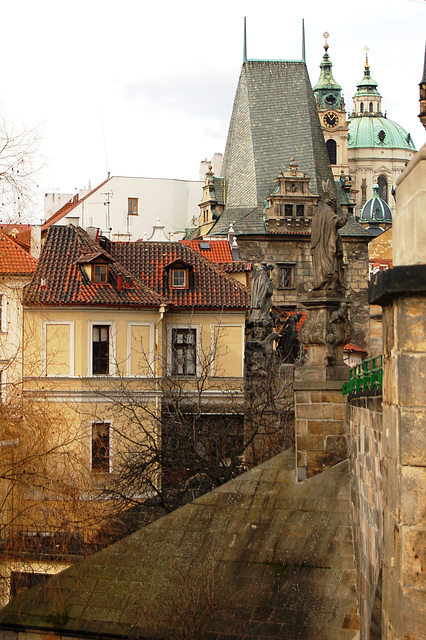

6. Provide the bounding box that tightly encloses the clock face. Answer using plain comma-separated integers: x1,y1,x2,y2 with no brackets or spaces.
323,111,339,128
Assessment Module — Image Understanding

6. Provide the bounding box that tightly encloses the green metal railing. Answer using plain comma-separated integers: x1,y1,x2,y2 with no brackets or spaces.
342,355,383,396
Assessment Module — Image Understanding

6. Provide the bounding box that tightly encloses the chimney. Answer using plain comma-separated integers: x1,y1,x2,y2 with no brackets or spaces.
30,225,41,260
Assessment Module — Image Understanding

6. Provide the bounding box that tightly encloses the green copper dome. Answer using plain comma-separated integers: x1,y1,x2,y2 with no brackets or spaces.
360,184,392,224
348,117,416,150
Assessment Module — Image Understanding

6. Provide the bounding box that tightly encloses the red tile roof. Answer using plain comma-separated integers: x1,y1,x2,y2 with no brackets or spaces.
106,241,251,311
0,224,32,250
42,178,110,230
181,239,252,274
25,226,166,308
344,343,368,354
182,239,233,263
0,233,37,275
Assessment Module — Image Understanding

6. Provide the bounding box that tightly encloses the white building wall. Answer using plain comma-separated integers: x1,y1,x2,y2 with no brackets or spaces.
51,176,203,241
0,276,30,394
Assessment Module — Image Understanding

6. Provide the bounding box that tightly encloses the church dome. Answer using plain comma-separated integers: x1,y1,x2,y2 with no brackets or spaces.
360,184,392,224
348,116,416,150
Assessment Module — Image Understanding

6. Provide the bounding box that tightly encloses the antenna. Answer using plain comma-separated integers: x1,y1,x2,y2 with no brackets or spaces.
302,19,306,63
243,16,247,63
100,106,109,177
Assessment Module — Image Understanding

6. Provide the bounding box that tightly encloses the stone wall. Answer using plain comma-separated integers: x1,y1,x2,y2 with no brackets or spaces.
380,294,426,640
349,395,383,640
237,235,370,350
294,381,347,480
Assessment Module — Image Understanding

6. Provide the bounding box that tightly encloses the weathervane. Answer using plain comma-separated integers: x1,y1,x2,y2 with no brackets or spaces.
323,31,329,52
364,44,370,66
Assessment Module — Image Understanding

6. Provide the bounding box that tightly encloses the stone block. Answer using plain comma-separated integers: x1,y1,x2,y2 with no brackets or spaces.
295,418,308,435
294,390,312,403
296,404,334,420
396,296,426,352
382,404,398,461
333,404,347,420
325,435,348,458
400,409,426,466
297,434,324,451
401,526,426,588
400,466,426,526
308,420,346,435
397,352,426,407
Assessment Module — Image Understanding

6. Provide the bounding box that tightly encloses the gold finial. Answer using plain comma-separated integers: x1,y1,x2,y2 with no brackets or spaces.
323,31,329,52
364,45,370,69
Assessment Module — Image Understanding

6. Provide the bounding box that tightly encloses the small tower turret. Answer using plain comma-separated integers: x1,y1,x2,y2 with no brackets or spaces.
351,50,383,117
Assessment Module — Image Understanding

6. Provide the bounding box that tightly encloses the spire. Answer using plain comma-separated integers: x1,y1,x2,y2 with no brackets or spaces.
302,19,306,63
243,17,247,63
312,32,343,110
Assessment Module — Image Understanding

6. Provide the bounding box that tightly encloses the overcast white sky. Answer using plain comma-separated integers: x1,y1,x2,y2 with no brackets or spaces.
1,0,425,220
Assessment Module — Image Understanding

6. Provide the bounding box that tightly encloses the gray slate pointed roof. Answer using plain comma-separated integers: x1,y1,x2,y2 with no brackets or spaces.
0,451,359,639
212,60,336,236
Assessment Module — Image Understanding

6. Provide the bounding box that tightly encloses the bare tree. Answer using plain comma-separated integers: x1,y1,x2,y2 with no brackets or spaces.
0,385,117,607
0,114,41,223
84,326,294,530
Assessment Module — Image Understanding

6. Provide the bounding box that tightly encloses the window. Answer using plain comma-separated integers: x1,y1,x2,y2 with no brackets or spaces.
285,204,293,217
92,264,108,283
171,269,188,288
378,175,388,202
171,328,196,376
91,422,111,473
128,198,138,215
360,102,364,113
278,265,294,289
326,139,337,165
296,204,304,217
369,102,373,113
92,325,109,374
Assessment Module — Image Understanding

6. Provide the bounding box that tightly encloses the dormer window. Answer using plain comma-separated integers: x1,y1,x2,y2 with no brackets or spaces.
92,264,108,283
172,269,188,288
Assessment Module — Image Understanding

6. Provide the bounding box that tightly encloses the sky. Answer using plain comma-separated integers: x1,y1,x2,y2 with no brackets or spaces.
1,0,425,221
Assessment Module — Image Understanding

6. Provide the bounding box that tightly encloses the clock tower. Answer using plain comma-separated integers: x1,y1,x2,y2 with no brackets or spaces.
313,33,350,182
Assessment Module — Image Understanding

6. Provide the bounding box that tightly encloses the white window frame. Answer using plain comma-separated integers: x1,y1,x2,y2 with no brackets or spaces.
90,420,113,473
210,323,244,377
42,320,75,377
88,320,116,377
166,323,201,377
127,321,155,377
171,269,188,289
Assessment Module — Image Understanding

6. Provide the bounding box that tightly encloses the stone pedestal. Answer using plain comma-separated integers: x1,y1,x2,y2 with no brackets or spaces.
294,292,350,480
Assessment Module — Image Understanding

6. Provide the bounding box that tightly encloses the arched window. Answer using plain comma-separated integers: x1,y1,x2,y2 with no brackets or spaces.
360,102,364,113
378,175,388,203
369,102,373,113
326,139,337,165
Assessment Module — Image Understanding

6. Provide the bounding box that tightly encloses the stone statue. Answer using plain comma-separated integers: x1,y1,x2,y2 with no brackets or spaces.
249,263,274,322
277,313,303,363
310,180,347,292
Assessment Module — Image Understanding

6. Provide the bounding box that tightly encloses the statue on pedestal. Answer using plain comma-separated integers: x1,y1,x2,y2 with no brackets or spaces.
249,262,274,323
310,180,347,293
